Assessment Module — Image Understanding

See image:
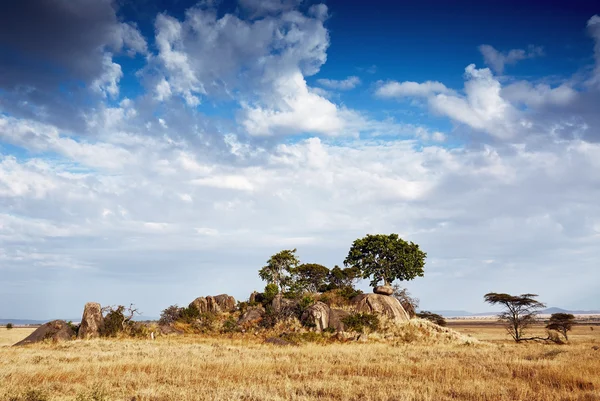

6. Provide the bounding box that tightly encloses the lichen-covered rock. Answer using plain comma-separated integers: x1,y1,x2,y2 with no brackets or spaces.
238,306,265,327
373,285,394,296
77,302,104,339
15,320,75,346
328,308,350,332
353,293,410,323
301,302,330,332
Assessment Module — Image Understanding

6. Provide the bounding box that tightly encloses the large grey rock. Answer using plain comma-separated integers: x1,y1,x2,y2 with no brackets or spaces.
15,320,75,346
77,302,104,339
328,308,350,332
238,306,265,328
301,302,330,332
353,293,410,323
373,285,394,296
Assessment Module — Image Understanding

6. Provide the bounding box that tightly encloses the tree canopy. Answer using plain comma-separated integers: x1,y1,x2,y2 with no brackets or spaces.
290,263,330,293
546,313,576,341
343,234,426,287
258,249,300,291
484,292,546,342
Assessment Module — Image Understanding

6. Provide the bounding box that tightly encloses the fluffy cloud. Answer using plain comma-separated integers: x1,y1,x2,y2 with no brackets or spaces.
429,65,519,139
478,44,544,74
2,117,600,316
588,15,600,86
376,80,450,98
317,76,361,90
149,3,355,136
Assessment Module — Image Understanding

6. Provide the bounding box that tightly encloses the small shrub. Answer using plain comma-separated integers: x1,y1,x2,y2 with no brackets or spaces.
178,304,200,323
66,320,79,335
342,313,380,332
101,307,126,337
6,322,13,330
262,283,279,306
221,316,238,333
416,311,446,327
159,305,183,326
190,312,217,333
298,295,315,312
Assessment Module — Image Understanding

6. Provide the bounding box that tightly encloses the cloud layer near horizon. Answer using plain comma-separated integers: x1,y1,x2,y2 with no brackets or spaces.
1,2,599,319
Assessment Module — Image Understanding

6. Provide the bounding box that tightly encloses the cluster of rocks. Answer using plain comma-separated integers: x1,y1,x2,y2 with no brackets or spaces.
189,294,236,314
300,286,409,333
14,286,412,345
236,285,410,334
14,302,105,346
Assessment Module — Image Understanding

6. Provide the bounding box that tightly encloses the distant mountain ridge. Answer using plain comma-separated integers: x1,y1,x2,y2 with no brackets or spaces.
428,307,600,318
1,316,158,326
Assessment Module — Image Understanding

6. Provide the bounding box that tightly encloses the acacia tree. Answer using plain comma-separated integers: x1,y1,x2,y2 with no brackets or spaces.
344,234,426,287
546,313,576,341
484,293,546,342
258,249,300,291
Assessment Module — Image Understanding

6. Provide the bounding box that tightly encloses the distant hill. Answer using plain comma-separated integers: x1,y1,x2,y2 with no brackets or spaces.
540,307,600,315
1,315,158,326
0,319,47,325
429,307,600,318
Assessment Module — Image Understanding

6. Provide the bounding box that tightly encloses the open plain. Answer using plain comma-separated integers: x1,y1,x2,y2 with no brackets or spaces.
1,321,599,401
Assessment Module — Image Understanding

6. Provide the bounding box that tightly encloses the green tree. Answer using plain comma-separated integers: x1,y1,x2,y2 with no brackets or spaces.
258,249,300,291
290,263,330,293
344,234,426,287
484,293,546,342
327,265,360,290
546,313,576,341
6,323,13,330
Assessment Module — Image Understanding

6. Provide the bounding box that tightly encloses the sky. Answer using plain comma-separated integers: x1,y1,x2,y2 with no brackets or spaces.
1,0,600,320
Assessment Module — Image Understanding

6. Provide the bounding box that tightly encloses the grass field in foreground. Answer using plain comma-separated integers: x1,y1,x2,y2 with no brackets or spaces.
1,322,599,401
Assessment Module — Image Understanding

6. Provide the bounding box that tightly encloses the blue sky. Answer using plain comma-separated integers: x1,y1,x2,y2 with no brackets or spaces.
1,0,600,319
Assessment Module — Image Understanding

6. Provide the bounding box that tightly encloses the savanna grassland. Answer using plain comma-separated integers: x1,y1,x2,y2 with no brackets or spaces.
1,321,599,401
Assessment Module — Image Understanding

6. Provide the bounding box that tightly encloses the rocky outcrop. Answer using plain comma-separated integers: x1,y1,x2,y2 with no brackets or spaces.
15,320,75,346
190,297,208,313
328,308,350,332
190,294,236,314
301,302,330,332
272,294,298,315
77,302,104,339
249,291,259,304
238,306,265,327
213,294,236,312
373,285,394,296
353,293,410,323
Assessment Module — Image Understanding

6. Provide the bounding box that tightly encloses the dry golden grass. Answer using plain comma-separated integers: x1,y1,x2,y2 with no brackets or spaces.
1,321,599,401
0,328,36,347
